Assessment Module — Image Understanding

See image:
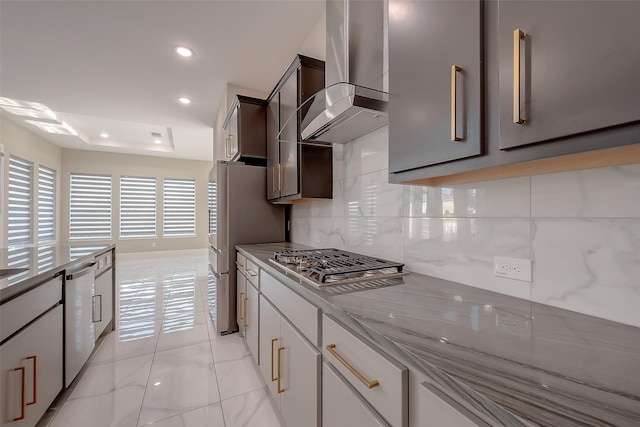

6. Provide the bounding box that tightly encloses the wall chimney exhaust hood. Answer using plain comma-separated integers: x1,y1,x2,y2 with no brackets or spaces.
299,0,387,145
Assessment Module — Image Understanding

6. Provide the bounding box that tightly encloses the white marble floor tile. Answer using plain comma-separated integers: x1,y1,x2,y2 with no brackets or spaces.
144,403,225,427
215,355,265,401
49,355,152,427
210,334,251,363
90,331,159,366
222,387,283,427
156,310,210,352
138,342,220,426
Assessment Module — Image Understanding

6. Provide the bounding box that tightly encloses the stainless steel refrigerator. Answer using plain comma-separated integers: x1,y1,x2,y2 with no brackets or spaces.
208,161,285,335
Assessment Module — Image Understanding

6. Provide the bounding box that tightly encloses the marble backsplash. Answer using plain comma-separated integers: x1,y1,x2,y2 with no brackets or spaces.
290,127,640,328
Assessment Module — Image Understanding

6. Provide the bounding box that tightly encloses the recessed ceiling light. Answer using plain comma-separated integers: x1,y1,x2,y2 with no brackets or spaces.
100,132,109,138
178,97,191,105
175,46,193,58
154,139,162,144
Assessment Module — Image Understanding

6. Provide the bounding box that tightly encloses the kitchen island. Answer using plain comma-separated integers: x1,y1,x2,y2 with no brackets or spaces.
237,242,640,427
0,244,115,427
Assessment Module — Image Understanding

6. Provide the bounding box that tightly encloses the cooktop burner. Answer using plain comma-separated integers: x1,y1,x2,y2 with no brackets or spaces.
271,249,407,287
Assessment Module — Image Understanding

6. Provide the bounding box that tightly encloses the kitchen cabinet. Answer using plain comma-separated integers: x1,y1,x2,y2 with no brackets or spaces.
388,0,640,186
388,0,482,173
266,55,333,203
93,251,113,340
0,305,63,427
236,263,247,337
323,362,390,427
236,254,259,365
259,296,321,427
497,0,640,150
417,382,490,427
223,95,266,162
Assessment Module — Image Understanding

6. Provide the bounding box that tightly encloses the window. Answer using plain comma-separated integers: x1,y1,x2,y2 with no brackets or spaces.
208,181,217,235
8,156,33,246
38,165,56,242
120,176,156,238
163,178,196,236
69,173,112,239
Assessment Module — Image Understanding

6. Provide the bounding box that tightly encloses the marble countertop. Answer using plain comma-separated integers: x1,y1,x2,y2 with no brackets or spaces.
0,244,115,303
237,242,640,427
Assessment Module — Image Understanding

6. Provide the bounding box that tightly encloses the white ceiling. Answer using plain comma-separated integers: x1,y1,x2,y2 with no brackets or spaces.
0,0,325,161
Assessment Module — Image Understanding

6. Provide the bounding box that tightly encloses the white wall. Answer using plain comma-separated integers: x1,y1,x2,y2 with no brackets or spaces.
290,127,640,328
60,148,211,253
0,116,63,248
298,11,326,61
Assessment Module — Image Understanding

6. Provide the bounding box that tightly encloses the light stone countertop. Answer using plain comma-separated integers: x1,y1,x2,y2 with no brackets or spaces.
237,242,640,427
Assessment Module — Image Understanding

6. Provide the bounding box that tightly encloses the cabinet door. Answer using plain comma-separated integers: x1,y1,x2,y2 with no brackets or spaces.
498,0,640,149
245,282,259,366
323,362,390,427
279,318,321,427
267,94,281,200
259,296,281,401
279,70,299,197
236,269,247,337
226,108,239,159
1,305,63,427
94,268,113,340
388,0,482,173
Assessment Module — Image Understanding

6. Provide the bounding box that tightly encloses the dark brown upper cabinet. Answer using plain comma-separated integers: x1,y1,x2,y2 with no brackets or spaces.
266,55,332,203
223,95,267,163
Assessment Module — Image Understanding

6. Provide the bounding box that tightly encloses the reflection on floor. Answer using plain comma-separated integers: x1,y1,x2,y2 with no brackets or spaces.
43,250,284,427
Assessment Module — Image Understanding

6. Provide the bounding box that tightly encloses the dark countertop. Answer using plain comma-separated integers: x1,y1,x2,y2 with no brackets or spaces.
237,242,640,427
0,244,115,303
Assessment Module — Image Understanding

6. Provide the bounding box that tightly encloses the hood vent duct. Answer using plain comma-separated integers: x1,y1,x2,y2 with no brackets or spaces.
298,0,388,145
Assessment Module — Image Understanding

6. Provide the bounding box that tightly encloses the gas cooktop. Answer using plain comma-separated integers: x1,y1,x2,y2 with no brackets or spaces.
270,248,407,287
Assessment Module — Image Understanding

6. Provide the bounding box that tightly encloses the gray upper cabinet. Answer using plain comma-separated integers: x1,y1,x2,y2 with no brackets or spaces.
388,0,482,174
498,0,640,150
279,72,300,198
223,95,267,162
267,94,280,200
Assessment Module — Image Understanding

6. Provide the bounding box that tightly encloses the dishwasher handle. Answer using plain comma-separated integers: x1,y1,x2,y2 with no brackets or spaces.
66,262,97,280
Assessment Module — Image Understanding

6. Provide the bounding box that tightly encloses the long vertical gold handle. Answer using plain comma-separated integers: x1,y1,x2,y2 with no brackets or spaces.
239,292,245,320
14,366,26,421
277,346,285,394
243,296,248,328
451,65,462,141
326,344,380,389
26,355,37,405
513,29,526,124
235,261,244,268
270,338,279,381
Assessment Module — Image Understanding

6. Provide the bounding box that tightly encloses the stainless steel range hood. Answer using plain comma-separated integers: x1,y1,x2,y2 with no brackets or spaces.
300,0,387,145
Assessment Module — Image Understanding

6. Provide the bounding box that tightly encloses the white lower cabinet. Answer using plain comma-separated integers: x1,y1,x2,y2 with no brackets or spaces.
259,296,320,427
417,382,490,427
323,362,390,427
236,268,247,336
93,266,113,340
244,282,259,365
0,305,63,427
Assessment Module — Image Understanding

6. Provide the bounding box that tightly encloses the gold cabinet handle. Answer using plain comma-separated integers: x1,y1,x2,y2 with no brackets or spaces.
277,346,285,394
326,344,380,389
239,292,245,320
14,366,26,421
451,65,462,141
246,269,257,277
278,164,283,192
272,166,278,193
243,296,248,328
235,260,244,268
271,338,279,381
513,29,526,124
26,355,37,406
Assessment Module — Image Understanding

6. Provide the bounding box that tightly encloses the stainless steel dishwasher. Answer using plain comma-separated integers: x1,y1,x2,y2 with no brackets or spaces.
64,260,97,387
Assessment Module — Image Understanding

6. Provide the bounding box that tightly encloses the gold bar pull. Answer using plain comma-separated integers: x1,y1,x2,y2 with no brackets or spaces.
246,269,257,277
239,292,245,320
26,355,37,405
513,29,526,124
14,366,26,421
235,260,244,268
243,296,248,328
451,65,462,141
326,344,380,389
271,338,279,381
277,346,285,394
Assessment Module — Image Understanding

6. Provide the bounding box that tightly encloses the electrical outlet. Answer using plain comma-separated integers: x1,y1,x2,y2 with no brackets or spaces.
495,309,532,339
494,256,532,282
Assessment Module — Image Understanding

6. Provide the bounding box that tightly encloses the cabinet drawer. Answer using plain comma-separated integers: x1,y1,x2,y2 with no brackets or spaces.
322,315,408,427
260,271,319,346
244,259,259,288
1,276,62,342
236,253,247,274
